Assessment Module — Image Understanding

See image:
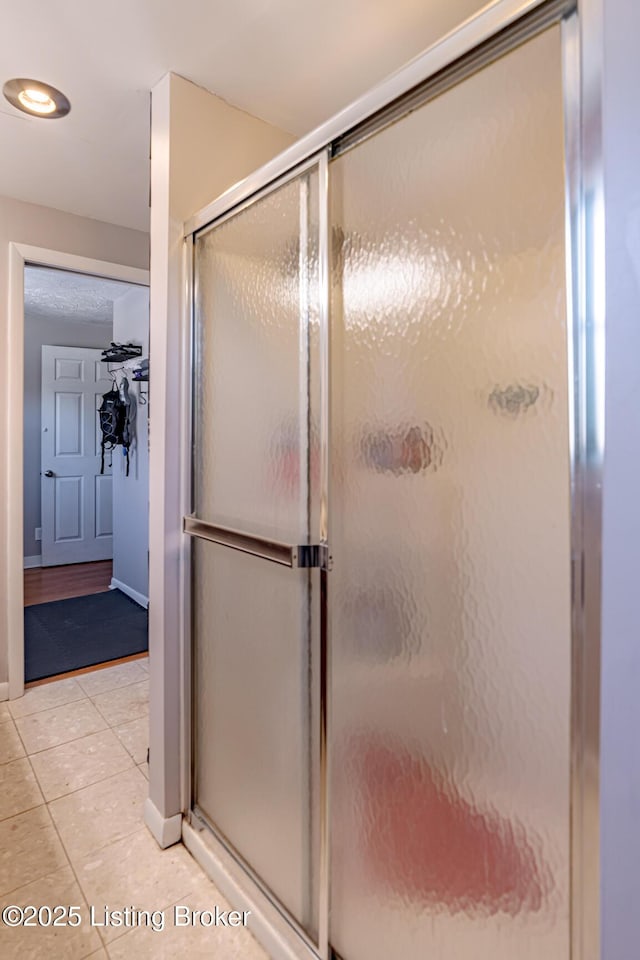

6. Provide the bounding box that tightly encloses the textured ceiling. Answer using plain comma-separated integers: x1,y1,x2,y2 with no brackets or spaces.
0,0,485,232
24,266,139,324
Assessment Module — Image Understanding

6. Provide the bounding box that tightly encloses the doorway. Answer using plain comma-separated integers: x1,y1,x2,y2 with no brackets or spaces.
22,265,150,684
7,247,149,700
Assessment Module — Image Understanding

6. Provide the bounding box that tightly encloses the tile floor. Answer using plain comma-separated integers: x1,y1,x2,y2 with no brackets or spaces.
0,657,270,959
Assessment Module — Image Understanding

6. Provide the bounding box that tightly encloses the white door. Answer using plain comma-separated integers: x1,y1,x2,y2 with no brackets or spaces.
41,345,114,566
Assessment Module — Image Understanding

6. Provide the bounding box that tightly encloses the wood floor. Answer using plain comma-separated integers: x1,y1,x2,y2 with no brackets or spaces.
24,560,113,606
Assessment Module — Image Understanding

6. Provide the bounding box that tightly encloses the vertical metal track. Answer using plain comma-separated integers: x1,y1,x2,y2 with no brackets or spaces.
317,149,331,960
180,233,195,817
299,177,311,542
297,175,312,933
564,4,603,960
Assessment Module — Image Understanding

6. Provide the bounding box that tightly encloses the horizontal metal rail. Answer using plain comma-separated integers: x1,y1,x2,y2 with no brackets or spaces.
185,0,574,238
183,516,326,568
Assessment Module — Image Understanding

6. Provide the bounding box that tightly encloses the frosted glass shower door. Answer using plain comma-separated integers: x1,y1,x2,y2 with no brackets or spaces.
329,25,572,960
191,163,322,940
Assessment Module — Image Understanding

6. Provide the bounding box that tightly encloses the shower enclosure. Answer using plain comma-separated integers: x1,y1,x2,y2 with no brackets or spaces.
183,2,597,959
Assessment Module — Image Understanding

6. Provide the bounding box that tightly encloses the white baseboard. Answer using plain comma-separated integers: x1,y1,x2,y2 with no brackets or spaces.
109,578,149,609
0,682,8,702
144,797,182,849
23,556,42,569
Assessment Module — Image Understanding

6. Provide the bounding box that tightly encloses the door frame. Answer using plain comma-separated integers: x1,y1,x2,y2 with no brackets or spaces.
180,1,604,959
7,243,149,699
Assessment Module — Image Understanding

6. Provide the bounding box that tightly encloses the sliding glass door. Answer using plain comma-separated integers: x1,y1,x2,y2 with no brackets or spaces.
190,161,324,942
329,24,570,960
189,17,574,960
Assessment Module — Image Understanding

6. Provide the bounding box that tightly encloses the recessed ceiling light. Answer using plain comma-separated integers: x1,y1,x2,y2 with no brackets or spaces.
3,78,70,118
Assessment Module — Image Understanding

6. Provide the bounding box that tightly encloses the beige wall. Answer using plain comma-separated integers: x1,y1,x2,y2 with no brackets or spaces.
168,75,295,224
112,287,150,603
601,0,640,954
146,73,295,834
0,195,149,684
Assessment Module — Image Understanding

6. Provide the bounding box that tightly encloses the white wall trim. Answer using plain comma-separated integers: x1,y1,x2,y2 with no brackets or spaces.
7,242,149,701
23,556,42,569
0,682,9,702
12,245,149,286
109,577,149,609
144,797,182,849
8,242,26,701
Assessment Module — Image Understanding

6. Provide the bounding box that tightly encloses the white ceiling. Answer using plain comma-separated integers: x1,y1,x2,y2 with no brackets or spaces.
0,0,485,233
24,266,138,324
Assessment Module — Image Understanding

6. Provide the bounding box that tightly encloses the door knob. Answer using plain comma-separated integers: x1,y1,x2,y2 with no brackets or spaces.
44,470,54,477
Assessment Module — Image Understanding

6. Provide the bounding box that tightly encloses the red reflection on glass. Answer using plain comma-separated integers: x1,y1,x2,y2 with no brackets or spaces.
343,736,548,915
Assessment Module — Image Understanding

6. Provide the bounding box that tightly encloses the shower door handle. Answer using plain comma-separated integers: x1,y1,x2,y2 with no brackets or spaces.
183,516,328,569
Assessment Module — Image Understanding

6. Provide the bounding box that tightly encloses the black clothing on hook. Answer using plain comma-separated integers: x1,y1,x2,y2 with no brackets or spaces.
98,383,132,476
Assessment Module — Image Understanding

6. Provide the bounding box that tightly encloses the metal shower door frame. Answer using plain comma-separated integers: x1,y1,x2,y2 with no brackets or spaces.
179,1,604,958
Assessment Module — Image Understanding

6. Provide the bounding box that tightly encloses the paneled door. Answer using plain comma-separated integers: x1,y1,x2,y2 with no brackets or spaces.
41,345,113,565
189,158,326,950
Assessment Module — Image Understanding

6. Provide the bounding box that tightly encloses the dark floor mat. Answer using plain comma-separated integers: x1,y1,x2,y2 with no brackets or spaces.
24,589,148,682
